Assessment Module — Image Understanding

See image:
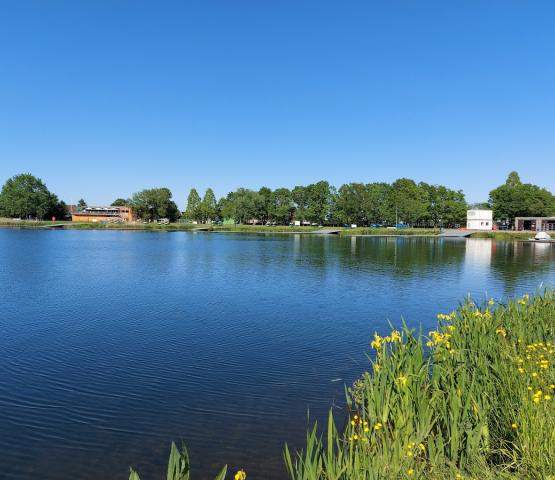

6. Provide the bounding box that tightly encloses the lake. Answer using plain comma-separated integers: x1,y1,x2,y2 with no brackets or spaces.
1,229,554,479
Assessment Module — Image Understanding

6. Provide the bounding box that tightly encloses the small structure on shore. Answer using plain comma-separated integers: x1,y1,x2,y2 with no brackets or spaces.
71,206,135,223
466,209,493,231
515,216,555,232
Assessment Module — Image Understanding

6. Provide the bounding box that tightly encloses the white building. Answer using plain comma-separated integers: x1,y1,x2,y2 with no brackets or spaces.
466,209,493,230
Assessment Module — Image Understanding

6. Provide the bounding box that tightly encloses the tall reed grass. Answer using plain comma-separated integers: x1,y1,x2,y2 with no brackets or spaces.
285,290,555,479
130,291,554,479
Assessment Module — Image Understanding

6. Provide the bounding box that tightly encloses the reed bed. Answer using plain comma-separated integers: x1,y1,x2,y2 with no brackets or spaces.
285,290,555,479
130,291,555,479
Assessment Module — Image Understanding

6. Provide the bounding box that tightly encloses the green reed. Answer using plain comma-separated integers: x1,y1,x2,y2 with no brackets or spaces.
285,290,555,479
130,291,554,479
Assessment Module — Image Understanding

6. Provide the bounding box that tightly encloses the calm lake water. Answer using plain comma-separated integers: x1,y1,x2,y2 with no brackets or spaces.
1,229,554,479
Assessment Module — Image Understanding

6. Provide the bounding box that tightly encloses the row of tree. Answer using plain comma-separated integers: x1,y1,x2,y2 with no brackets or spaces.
1,172,554,226
181,179,469,226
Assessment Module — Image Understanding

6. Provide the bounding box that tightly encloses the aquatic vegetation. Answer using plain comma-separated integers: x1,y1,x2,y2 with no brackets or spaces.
284,290,555,479
130,291,555,479
128,442,229,480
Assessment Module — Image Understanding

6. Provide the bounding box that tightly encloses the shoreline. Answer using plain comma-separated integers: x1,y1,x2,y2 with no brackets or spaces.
0,221,546,240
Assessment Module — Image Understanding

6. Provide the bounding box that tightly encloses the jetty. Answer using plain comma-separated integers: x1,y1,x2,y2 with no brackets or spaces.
43,224,67,229
438,229,476,238
311,229,341,235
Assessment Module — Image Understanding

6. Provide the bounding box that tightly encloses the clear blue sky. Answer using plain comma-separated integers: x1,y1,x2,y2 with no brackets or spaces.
1,1,554,208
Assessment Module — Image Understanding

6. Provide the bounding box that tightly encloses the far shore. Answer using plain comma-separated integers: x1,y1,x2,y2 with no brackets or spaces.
0,219,546,240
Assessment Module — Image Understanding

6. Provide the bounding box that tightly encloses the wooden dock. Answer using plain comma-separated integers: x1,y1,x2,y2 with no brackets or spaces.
43,224,67,229
438,229,476,238
311,229,342,235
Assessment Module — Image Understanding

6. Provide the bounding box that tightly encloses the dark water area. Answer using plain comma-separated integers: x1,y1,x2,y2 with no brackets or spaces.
1,229,554,479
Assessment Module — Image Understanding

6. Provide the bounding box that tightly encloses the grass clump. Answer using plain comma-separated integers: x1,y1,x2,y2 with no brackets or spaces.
130,291,555,479
285,291,555,479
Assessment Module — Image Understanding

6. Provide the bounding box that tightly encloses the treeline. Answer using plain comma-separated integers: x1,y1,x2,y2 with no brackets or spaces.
1,171,554,226
183,179,468,227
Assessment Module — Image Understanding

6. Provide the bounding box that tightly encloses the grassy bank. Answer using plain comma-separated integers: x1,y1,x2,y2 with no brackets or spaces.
343,227,439,236
130,291,555,479
0,218,437,236
469,231,549,240
2,219,550,240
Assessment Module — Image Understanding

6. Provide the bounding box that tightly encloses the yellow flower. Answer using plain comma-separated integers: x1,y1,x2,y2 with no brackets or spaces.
234,470,246,480
488,298,495,305
545,395,552,400
371,333,383,349
374,422,383,430
390,330,402,342
418,443,425,451
511,423,517,429
407,468,414,476
495,327,507,337
397,375,408,387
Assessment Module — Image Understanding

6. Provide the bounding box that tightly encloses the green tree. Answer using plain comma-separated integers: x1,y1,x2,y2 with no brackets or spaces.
184,188,202,221
220,188,263,224
305,180,332,225
0,173,62,220
199,188,217,223
258,186,272,224
292,186,309,223
365,182,391,225
130,187,179,221
270,188,294,224
218,194,235,222
421,183,467,227
111,198,129,206
388,178,429,226
77,198,87,209
335,183,368,225
489,171,555,222
51,200,69,220
336,182,391,226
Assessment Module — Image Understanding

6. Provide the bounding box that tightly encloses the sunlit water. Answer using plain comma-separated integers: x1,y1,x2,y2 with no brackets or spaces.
1,230,554,479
